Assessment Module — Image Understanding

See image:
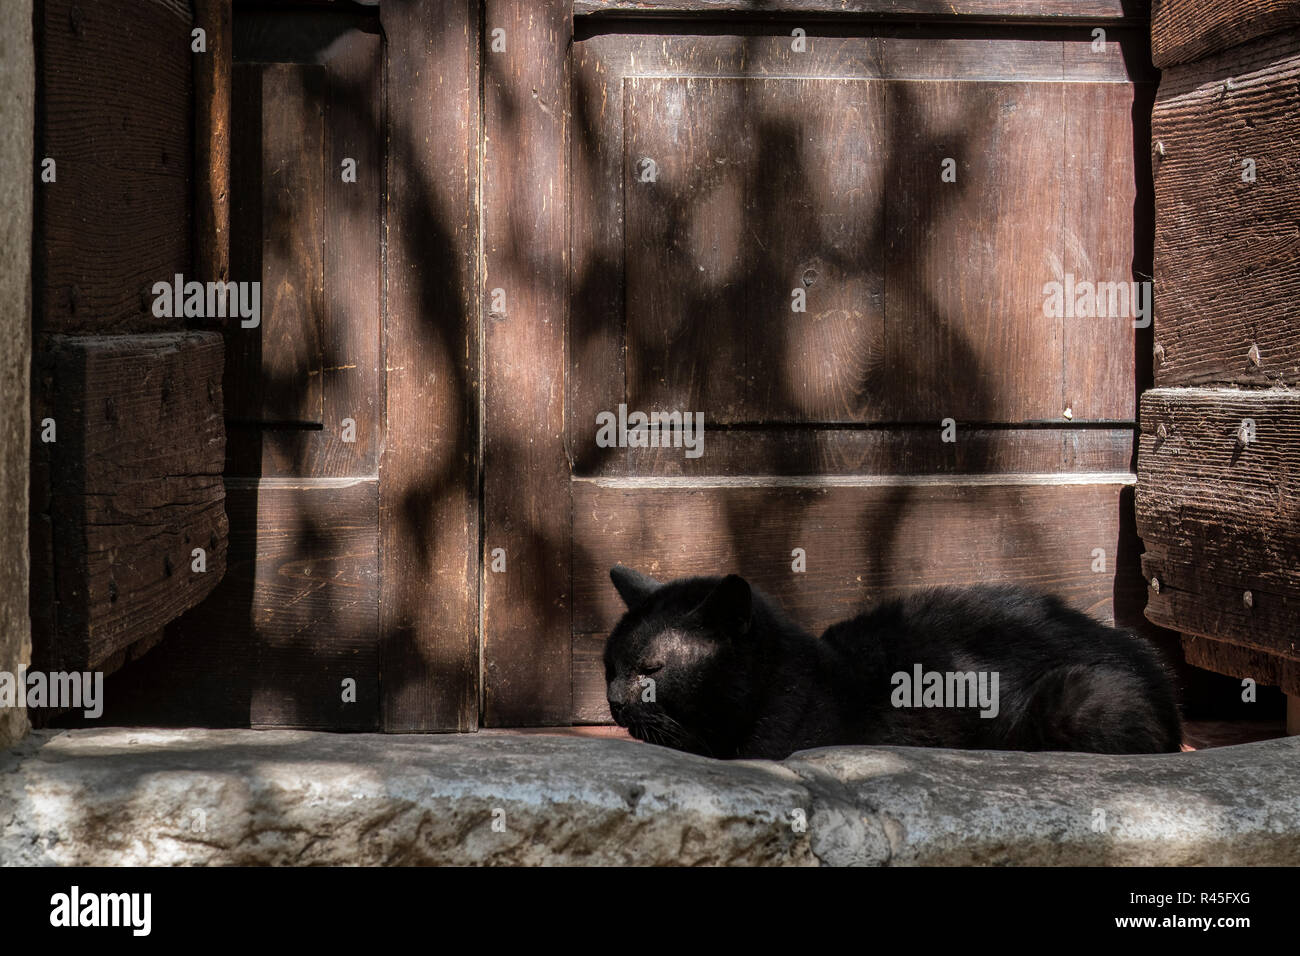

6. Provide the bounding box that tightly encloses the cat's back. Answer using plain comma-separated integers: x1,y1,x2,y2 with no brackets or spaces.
819,584,1159,672
817,584,1182,753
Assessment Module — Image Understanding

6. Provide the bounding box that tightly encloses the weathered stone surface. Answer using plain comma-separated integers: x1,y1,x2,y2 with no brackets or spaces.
2,729,1298,866
0,730,851,866
787,740,1300,865
0,0,33,749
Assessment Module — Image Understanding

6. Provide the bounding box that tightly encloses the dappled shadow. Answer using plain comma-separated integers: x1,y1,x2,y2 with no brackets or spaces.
46,5,1218,737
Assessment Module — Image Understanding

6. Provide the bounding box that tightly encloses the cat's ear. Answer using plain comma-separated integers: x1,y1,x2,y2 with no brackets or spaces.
700,574,752,637
610,565,662,609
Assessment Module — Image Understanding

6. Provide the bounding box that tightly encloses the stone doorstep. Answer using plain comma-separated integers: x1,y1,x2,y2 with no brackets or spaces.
2,728,1299,866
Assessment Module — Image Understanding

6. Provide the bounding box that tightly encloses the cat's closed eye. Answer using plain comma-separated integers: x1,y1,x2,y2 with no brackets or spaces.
639,662,664,675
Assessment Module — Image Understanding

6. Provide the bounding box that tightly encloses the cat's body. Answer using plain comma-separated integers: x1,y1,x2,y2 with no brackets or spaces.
603,566,1182,760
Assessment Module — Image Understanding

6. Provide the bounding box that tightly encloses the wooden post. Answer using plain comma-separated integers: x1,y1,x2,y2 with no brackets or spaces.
480,0,573,726
379,0,481,732
193,0,231,288
1288,695,1300,737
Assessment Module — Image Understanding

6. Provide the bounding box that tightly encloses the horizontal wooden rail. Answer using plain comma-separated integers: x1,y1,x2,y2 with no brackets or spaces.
574,0,1150,22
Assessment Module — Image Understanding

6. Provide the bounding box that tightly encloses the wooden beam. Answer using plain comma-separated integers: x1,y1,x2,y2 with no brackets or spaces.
1181,632,1300,698
193,0,231,288
1152,31,1300,387
1152,0,1300,68
1137,387,1300,662
574,0,1148,21
481,0,573,726
379,0,480,732
32,332,227,673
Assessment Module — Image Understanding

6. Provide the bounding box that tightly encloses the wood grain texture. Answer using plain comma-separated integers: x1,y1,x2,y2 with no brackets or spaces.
242,480,380,729
481,0,573,726
624,77,751,422
1137,387,1300,661
380,0,480,731
81,480,379,729
226,26,383,479
37,0,192,333
1152,31,1300,386
574,0,1147,20
624,76,885,423
570,30,1140,469
1063,80,1150,422
571,32,1145,478
33,332,227,672
194,0,232,288
1152,0,1300,68
570,38,628,476
885,80,1064,422
572,479,1135,721
257,63,325,426
624,426,1137,475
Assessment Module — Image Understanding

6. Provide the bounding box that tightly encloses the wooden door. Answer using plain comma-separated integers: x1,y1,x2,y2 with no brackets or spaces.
482,1,1162,725
87,0,481,732
35,0,1163,731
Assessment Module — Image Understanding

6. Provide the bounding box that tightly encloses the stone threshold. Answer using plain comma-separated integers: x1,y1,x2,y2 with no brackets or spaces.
3,728,1299,865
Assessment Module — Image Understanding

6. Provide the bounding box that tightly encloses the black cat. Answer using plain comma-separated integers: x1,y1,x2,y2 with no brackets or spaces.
603,565,1182,759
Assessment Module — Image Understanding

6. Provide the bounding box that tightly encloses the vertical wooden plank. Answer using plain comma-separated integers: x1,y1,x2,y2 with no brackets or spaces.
1062,81,1148,422
193,0,232,288
380,0,480,731
260,63,325,427
482,0,572,725
226,62,264,460
320,29,383,477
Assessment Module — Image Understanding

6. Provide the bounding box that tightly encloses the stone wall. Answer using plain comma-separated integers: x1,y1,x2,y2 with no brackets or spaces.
0,0,34,748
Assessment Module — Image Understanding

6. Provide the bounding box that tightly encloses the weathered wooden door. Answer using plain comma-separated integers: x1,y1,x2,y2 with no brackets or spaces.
480,1,1163,725
36,0,1166,732
52,0,480,732
147,0,479,731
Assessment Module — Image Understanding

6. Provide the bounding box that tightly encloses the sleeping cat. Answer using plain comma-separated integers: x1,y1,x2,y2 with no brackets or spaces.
603,565,1182,759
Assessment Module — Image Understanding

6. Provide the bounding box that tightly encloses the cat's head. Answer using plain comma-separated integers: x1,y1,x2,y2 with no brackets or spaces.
603,565,757,756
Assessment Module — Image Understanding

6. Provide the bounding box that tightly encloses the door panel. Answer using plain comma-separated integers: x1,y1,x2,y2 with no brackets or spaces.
230,62,326,432
220,14,383,728
625,76,886,422
572,479,1135,722
92,8,387,730
883,80,1064,422
568,20,1155,724
226,25,383,479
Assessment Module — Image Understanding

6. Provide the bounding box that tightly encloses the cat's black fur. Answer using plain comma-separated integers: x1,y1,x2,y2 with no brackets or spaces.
603,565,1182,759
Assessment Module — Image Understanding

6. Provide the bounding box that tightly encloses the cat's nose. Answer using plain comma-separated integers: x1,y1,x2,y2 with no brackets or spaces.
608,700,626,723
